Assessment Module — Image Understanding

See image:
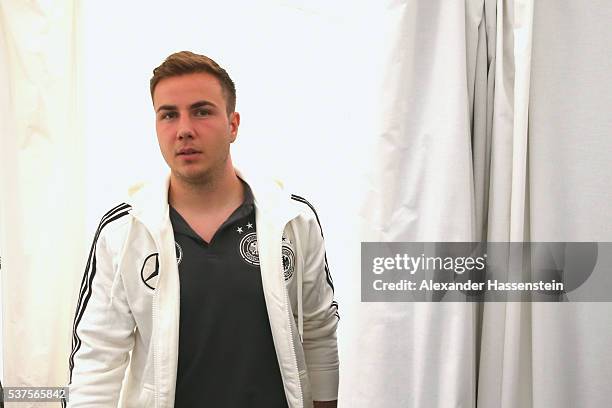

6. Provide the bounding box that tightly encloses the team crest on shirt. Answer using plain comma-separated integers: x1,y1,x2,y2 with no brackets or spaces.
239,232,260,266
237,225,296,279
282,236,296,282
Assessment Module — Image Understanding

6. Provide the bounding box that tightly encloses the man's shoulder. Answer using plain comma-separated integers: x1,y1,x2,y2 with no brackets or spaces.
286,192,328,238
93,202,135,243
96,202,134,227
289,193,321,219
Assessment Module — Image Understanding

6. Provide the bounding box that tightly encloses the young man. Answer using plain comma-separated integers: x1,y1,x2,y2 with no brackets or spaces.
65,51,339,407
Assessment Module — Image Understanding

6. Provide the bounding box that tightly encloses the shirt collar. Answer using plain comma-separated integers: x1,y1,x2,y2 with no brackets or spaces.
169,178,255,242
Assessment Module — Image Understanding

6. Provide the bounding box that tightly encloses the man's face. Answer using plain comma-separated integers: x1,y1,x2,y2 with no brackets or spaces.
153,72,239,185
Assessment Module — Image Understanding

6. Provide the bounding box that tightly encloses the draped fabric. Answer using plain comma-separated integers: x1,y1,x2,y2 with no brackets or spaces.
0,12,8,384
0,1,84,402
476,1,612,407
1,1,611,407
344,2,488,406
344,0,612,407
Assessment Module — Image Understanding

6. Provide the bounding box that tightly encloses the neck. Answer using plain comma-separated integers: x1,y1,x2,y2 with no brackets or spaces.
168,161,243,215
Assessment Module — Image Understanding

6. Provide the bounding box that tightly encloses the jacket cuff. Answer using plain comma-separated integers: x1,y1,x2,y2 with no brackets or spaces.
309,368,339,401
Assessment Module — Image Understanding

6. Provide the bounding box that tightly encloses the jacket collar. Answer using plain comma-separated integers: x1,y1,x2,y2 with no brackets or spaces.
127,166,300,234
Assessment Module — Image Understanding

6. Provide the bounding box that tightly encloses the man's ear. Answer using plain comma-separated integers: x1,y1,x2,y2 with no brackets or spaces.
229,111,240,142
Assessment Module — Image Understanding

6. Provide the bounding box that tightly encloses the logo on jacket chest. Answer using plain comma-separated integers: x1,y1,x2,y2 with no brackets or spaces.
141,253,159,290
140,243,182,290
281,236,296,281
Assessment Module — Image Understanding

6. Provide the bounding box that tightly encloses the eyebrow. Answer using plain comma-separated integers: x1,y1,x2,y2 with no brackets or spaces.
156,100,217,113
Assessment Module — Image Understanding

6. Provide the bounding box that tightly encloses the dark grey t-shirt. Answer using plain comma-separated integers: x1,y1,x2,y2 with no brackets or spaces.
171,181,288,408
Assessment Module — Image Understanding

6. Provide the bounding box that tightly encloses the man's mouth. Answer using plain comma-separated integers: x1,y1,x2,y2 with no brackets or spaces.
177,148,201,156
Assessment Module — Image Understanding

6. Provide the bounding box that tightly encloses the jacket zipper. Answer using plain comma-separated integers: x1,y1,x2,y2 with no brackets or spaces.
152,287,160,408
150,232,162,408
279,226,304,407
133,213,163,407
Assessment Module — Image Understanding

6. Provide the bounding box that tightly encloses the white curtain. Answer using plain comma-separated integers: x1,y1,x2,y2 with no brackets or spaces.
0,1,83,402
0,3,9,383
345,1,612,407
344,1,488,406
478,1,612,407
1,1,611,407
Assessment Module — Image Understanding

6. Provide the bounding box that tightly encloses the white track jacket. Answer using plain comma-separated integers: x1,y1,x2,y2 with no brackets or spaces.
65,170,339,407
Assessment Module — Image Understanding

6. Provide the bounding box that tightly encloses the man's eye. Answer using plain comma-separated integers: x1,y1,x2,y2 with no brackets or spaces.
160,112,177,120
194,109,210,117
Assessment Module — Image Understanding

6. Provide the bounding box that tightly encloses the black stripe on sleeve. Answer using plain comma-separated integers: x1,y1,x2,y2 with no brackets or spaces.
71,203,131,335
290,195,336,294
68,204,131,382
70,203,131,370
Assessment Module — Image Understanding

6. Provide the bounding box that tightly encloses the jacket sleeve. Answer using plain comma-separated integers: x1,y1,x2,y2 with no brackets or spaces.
300,210,340,401
65,217,136,408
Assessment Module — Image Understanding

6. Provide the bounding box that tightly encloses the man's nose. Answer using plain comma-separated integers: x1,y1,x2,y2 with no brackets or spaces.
177,115,194,139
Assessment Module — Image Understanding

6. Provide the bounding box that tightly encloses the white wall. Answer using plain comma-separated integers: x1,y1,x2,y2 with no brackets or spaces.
80,0,390,388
